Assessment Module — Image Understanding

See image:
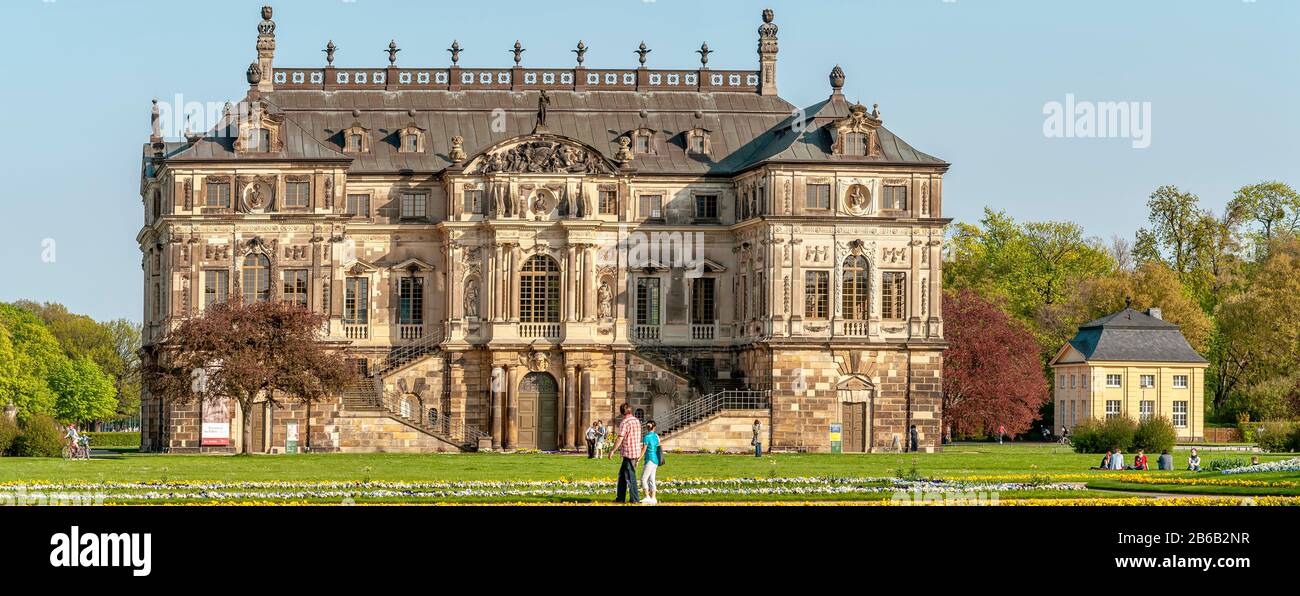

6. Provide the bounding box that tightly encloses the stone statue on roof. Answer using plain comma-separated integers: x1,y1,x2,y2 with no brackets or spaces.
536,90,551,131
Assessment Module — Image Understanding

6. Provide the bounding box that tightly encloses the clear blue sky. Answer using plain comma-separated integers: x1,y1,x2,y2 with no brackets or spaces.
0,0,1295,322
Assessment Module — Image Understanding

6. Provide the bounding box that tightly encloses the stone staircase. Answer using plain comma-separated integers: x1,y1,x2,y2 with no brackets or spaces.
340,326,487,451
658,388,771,437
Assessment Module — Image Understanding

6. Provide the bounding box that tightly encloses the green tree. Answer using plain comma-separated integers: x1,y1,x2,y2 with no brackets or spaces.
1228,181,1300,256
49,356,119,424
1214,239,1300,415
0,304,67,421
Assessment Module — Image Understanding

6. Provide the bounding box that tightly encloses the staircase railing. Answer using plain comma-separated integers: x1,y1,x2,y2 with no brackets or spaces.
659,389,770,436
376,389,489,447
375,323,446,375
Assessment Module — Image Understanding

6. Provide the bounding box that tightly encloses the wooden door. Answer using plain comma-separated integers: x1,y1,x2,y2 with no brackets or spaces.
842,402,867,453
538,390,558,451
518,372,558,451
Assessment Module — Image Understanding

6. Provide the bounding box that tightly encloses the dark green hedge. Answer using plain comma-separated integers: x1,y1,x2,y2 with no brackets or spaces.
84,431,141,448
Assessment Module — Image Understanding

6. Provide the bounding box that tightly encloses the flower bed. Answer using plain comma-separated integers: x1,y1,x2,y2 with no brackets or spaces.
1220,457,1300,475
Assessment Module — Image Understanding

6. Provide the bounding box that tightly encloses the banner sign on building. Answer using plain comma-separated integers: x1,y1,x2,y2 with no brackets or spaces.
201,398,232,446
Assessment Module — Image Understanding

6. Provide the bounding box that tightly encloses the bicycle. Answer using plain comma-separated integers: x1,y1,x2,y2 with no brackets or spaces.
61,437,91,460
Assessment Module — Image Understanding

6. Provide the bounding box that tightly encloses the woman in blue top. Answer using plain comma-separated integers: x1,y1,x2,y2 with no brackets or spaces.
639,420,661,505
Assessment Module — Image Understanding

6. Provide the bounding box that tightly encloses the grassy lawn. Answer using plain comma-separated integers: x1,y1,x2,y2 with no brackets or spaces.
1,444,1292,504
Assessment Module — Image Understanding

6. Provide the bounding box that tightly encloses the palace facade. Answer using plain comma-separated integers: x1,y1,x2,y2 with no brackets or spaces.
138,7,951,454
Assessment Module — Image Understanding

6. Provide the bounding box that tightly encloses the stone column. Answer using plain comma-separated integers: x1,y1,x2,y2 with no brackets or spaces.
564,364,577,450
566,244,578,321
578,366,590,442
560,247,570,322
506,364,518,449
509,244,522,321
492,243,504,322
582,245,596,321
490,365,504,450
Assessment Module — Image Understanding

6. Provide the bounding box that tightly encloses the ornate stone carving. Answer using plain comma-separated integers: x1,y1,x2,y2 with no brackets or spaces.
471,138,614,174
527,351,549,373
831,102,884,157
597,281,613,319
449,135,466,162
882,247,907,263
920,181,930,215
183,179,192,210
615,136,634,163
324,176,335,209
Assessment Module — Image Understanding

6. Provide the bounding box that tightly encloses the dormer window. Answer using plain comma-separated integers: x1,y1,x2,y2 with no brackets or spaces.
685,128,712,156
831,103,883,157
343,125,370,153
631,128,655,155
398,126,425,153
236,103,283,153
844,132,867,156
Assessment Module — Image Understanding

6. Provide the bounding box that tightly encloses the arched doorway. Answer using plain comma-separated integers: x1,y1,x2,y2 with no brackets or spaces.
518,372,559,451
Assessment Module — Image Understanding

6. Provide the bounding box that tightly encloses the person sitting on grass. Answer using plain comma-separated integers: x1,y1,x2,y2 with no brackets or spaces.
1133,449,1149,471
1187,448,1201,472
1157,450,1173,470
1092,449,1113,470
1109,448,1125,470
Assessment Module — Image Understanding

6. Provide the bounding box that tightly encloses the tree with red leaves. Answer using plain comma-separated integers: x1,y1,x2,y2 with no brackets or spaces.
942,288,1049,438
144,300,350,454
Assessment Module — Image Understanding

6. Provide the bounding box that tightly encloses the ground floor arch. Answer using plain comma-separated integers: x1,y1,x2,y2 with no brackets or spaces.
517,371,560,451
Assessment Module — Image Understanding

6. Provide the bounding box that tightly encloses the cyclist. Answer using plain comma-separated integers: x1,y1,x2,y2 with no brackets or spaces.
64,424,88,459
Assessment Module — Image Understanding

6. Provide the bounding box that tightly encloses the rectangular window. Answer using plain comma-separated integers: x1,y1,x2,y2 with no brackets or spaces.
400,193,427,219
639,194,663,220
635,278,660,325
398,277,424,324
881,272,906,320
346,194,370,217
599,189,617,215
1173,401,1188,428
285,181,310,208
1173,374,1188,389
344,277,369,324
1059,374,1065,389
463,189,483,215
1070,374,1076,389
740,275,748,320
1106,374,1122,388
882,185,908,211
205,181,231,208
694,194,718,220
805,184,831,210
203,270,228,308
756,272,766,317
805,271,829,319
844,133,865,156
1069,400,1076,426
690,135,705,153
1105,400,1121,420
1139,400,1154,422
281,269,309,308
691,278,715,323
635,135,650,154
1140,374,1155,389
1082,374,1089,389
349,133,363,152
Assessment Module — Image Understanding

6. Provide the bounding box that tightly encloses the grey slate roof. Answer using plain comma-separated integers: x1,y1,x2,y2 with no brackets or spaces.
147,88,947,176
1066,308,1207,364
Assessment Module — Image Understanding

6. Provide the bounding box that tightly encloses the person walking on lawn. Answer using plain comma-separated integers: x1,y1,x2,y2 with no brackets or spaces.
996,424,1006,444
640,420,661,504
585,421,599,459
608,403,642,503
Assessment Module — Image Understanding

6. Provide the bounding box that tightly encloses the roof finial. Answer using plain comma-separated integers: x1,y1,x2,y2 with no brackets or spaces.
573,41,588,66
829,65,845,93
448,40,462,65
697,42,712,67
323,40,336,66
149,99,162,145
511,40,525,65
258,5,275,36
635,41,651,66
246,62,262,85
386,40,400,65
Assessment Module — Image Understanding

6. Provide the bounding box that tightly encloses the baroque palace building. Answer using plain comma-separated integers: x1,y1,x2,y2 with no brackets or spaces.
138,6,951,454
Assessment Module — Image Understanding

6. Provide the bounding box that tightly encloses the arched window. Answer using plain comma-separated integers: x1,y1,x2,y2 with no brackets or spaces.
519,255,561,323
242,253,271,303
842,256,870,320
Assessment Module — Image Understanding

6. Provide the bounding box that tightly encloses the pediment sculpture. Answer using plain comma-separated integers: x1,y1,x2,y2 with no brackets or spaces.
470,138,616,175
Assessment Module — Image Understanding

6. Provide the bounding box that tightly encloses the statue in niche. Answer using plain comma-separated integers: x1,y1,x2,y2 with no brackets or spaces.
464,279,480,319
847,184,869,212
597,282,613,319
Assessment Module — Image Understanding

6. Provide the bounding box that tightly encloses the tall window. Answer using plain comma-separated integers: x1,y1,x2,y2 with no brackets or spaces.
203,270,228,308
599,189,617,215
348,133,364,152
691,278,715,323
344,277,369,324
284,181,310,208
805,271,829,319
639,194,663,219
841,256,870,320
1069,400,1076,427
346,194,370,217
806,184,831,209
400,193,427,219
756,272,767,317
1139,374,1155,389
636,278,661,325
241,254,270,303
882,272,906,320
882,185,908,211
1070,374,1076,389
1082,375,1089,389
519,256,561,323
690,134,706,154
1173,374,1188,389
281,269,308,308
399,277,424,324
844,132,867,155
205,181,231,208
1139,400,1155,422
1105,400,1121,420
634,134,650,154
463,188,483,215
694,194,718,220
1106,374,1122,388
1172,401,1188,428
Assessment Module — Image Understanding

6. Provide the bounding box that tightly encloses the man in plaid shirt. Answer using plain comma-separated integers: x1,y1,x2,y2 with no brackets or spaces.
607,402,642,503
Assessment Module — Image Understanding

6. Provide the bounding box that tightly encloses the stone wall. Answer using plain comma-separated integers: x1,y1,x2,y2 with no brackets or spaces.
660,409,769,452
332,410,463,453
